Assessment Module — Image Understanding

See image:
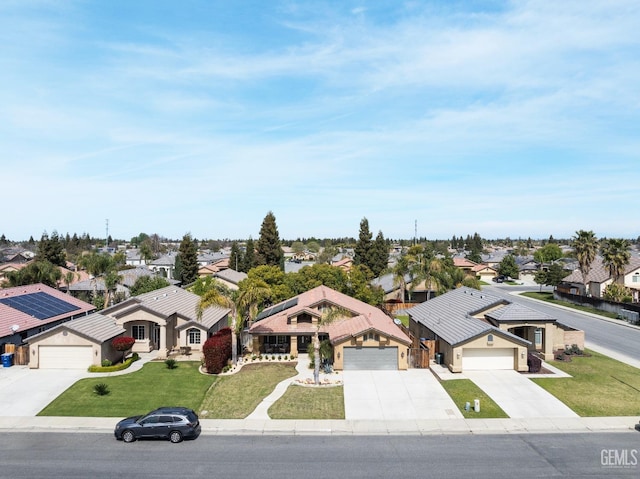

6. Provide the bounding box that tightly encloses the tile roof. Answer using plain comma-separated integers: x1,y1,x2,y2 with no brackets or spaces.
28,312,125,344
104,285,229,330
249,285,411,345
405,287,530,347
0,283,96,337
213,268,248,286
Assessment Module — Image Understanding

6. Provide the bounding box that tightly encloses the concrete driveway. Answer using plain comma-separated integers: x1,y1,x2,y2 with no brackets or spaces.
343,369,463,420
464,370,579,418
0,365,88,416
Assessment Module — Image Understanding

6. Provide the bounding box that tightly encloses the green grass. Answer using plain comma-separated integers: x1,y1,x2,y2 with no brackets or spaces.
269,384,345,419
532,350,640,416
199,362,298,418
395,314,409,327
39,361,214,417
440,380,509,418
520,292,620,320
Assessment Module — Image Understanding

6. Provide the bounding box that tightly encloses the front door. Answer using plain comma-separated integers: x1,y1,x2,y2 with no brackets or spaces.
152,325,160,350
297,335,312,353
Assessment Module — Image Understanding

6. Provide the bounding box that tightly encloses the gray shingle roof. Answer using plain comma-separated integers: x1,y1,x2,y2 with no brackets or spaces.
406,287,529,346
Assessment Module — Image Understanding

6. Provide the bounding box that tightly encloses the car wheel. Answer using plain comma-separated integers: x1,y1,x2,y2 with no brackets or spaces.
169,431,183,443
122,430,136,443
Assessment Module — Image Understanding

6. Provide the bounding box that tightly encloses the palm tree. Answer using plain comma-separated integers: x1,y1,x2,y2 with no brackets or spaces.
600,238,631,284
389,255,411,303
235,278,271,354
63,271,78,294
312,306,351,385
104,270,123,308
572,230,598,293
196,280,239,364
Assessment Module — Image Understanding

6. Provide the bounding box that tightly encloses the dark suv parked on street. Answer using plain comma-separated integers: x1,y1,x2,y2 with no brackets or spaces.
114,407,201,443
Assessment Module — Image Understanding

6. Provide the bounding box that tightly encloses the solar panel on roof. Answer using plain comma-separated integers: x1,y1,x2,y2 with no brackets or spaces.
0,292,81,320
255,298,299,321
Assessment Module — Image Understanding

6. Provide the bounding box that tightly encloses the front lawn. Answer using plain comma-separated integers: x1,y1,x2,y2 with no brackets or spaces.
520,292,620,320
39,361,214,417
199,362,297,418
268,384,345,419
440,380,509,419
532,350,640,416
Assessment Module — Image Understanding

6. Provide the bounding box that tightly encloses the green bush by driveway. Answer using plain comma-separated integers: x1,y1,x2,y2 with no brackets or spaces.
532,350,640,416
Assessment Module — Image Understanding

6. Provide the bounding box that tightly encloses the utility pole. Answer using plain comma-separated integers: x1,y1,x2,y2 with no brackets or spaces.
106,219,109,249
414,220,417,246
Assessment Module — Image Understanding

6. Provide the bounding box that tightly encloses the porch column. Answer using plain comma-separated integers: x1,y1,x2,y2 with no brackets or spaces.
542,324,554,361
158,324,167,359
290,336,298,356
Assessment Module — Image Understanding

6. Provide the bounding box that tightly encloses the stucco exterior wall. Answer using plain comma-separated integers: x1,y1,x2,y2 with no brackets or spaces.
28,330,101,368
444,333,527,373
332,334,409,370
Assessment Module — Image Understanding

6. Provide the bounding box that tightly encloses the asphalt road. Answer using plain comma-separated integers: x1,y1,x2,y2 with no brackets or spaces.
1,432,637,478
484,285,640,363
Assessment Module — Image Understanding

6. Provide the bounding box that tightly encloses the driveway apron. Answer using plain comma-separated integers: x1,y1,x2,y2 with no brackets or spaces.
0,366,87,416
343,370,462,420
464,370,579,418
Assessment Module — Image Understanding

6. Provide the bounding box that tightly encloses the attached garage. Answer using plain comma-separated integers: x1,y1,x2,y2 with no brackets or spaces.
343,346,398,370
28,312,125,369
462,348,515,370
38,345,94,369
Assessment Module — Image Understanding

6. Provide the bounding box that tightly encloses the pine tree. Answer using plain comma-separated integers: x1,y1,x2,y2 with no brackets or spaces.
175,233,199,285
37,231,66,266
229,242,243,271
256,212,284,269
242,237,256,272
369,230,389,277
354,218,372,266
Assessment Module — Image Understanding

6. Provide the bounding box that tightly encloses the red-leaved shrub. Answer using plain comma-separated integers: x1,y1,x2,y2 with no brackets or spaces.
203,327,232,374
112,336,135,363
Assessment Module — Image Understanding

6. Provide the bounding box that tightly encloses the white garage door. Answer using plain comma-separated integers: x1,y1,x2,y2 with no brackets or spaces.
343,347,398,370
462,348,514,370
39,346,93,369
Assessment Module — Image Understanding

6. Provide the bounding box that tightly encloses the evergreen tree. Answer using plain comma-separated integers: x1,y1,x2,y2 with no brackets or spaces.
498,254,519,279
37,230,66,266
229,242,243,271
369,231,388,277
255,211,284,269
354,217,372,266
175,233,199,285
242,237,256,272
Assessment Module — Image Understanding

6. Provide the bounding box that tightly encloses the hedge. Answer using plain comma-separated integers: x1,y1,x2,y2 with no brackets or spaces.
203,327,232,374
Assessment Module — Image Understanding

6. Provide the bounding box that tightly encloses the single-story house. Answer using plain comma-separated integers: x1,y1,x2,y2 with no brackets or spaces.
248,285,412,370
406,287,584,372
0,283,96,349
559,256,640,301
102,286,230,359
27,313,125,369
211,268,247,291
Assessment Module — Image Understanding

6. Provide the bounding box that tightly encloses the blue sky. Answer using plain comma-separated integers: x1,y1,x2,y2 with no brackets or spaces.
1,0,638,242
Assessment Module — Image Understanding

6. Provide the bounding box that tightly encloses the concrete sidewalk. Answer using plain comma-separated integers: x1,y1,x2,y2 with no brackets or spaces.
0,415,636,436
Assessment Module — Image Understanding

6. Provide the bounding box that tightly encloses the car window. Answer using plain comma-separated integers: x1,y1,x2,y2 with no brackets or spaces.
140,416,159,425
186,412,198,422
172,416,184,423
159,416,174,423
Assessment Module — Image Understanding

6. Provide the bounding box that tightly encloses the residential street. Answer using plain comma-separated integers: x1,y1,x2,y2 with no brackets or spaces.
484,285,640,367
1,432,637,478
